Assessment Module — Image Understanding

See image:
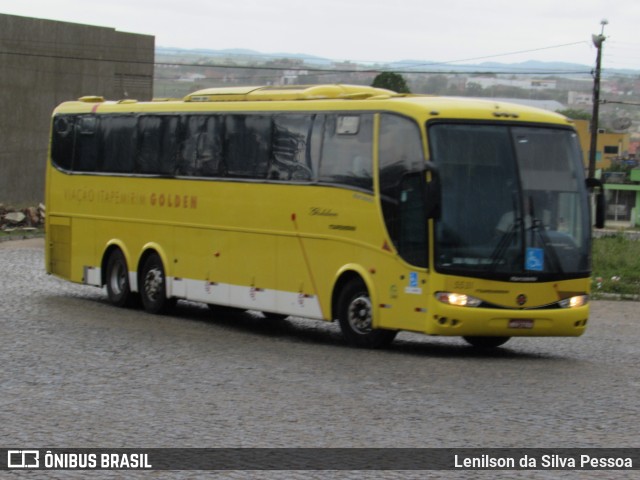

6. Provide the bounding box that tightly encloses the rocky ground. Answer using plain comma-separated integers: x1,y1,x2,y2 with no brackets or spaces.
0,203,45,235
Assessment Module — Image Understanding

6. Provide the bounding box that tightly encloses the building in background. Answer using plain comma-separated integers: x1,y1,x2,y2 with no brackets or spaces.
572,119,630,171
0,13,154,205
571,120,638,228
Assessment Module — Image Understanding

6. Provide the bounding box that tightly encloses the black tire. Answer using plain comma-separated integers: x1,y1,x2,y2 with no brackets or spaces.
463,336,510,348
140,253,174,314
262,312,289,321
207,304,240,317
337,279,397,348
105,249,139,308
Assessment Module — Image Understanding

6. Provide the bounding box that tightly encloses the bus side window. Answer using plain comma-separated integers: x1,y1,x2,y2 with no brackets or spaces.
319,114,373,191
138,115,180,175
225,115,271,179
101,115,138,173
138,115,162,173
199,115,225,177
177,115,207,176
74,115,100,172
51,115,75,170
379,113,427,267
309,114,325,180
269,114,314,181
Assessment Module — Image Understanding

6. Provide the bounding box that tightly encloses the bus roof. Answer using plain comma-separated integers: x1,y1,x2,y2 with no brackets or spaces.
58,84,573,126
182,84,399,102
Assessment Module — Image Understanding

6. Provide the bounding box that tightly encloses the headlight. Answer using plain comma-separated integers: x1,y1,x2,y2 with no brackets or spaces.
558,295,589,308
435,292,482,307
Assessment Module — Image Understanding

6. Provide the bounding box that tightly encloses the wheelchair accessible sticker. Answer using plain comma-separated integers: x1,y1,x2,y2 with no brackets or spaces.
525,247,544,272
405,271,422,295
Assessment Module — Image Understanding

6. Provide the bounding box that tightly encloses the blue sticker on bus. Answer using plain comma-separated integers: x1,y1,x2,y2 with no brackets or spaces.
409,272,418,288
525,248,544,272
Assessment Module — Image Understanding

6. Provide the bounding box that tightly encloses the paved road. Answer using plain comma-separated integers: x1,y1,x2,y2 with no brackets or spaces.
1,238,639,479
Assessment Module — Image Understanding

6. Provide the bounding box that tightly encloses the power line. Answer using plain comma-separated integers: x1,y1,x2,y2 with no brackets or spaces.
392,41,590,70
0,48,593,77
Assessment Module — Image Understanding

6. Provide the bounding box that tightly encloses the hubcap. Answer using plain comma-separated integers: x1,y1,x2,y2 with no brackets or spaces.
144,267,163,301
348,295,373,334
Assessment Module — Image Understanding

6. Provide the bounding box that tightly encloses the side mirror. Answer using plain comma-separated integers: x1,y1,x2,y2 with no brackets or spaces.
586,178,605,229
424,162,441,220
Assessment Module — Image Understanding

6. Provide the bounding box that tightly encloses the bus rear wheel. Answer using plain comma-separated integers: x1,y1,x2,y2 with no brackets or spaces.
140,253,175,314
337,279,397,349
463,336,510,348
105,249,138,308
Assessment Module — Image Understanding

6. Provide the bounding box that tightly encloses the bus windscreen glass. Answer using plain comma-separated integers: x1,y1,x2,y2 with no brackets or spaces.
430,123,590,280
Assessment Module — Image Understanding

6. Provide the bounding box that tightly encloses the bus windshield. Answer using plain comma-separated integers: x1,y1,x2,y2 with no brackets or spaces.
429,123,590,280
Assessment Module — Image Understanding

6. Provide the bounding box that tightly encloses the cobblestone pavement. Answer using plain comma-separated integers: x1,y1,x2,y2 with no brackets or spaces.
1,239,639,479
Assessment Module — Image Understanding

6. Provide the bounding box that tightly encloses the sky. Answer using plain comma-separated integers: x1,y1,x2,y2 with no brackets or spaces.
0,0,638,70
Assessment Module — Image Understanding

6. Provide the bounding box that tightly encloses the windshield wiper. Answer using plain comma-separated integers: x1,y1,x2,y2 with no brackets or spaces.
489,193,521,271
489,218,521,271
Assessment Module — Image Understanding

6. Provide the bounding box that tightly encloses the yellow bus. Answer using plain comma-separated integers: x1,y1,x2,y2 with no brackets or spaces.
45,84,604,349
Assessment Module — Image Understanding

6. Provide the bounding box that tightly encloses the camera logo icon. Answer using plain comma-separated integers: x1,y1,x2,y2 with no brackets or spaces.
7,450,40,468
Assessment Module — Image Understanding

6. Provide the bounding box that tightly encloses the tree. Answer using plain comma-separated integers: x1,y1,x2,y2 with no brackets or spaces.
423,75,448,95
465,82,484,96
557,109,591,120
371,72,410,93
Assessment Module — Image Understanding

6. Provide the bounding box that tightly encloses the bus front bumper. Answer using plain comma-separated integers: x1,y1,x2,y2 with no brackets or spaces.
425,304,589,337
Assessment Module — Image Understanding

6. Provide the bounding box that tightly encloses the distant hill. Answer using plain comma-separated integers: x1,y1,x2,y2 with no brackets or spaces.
156,47,638,76
156,47,334,66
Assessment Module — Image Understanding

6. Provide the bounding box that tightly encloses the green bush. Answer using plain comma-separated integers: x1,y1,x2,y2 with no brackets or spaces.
592,235,640,297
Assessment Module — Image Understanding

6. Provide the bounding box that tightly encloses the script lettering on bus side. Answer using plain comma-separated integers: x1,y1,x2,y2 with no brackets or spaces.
309,207,338,217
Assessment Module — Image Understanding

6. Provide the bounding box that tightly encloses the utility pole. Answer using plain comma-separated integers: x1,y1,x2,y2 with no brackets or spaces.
588,19,608,179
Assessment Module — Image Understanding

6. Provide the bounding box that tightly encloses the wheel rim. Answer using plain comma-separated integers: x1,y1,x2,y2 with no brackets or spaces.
347,294,373,334
109,261,127,296
144,267,163,302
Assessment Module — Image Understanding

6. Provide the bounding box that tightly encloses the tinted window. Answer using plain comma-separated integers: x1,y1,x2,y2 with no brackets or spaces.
225,115,270,178
101,116,137,173
74,115,100,172
430,124,590,278
51,115,75,170
319,114,373,190
379,114,424,196
379,114,427,266
269,114,314,181
199,115,225,177
52,111,379,188
138,115,180,175
177,115,226,177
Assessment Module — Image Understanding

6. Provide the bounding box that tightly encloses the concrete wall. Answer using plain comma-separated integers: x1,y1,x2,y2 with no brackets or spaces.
0,14,154,205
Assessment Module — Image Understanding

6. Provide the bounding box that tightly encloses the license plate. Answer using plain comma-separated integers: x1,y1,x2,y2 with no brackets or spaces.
509,319,534,329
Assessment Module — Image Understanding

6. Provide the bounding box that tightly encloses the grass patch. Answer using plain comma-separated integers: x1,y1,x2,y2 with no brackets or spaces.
0,228,44,239
592,235,640,296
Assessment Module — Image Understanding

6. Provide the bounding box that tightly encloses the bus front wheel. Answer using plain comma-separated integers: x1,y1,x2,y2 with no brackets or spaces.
140,253,175,314
337,279,397,349
463,336,510,348
105,249,138,308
